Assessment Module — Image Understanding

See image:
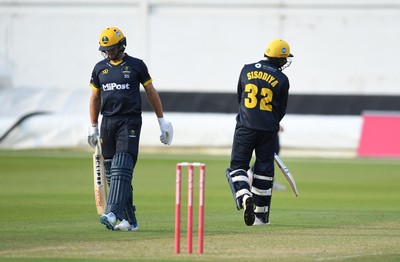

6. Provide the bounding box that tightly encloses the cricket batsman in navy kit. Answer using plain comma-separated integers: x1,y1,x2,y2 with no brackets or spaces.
87,27,173,231
226,39,293,226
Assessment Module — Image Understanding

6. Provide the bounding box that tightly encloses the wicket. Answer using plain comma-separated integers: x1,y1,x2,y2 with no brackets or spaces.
175,162,205,254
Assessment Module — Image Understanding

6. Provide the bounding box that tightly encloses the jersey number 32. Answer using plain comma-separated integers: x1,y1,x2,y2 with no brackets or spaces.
244,84,273,111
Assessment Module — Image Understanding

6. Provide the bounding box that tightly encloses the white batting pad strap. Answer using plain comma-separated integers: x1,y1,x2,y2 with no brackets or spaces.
231,175,250,184
254,206,269,213
235,189,252,199
251,186,272,196
253,174,273,181
229,169,248,176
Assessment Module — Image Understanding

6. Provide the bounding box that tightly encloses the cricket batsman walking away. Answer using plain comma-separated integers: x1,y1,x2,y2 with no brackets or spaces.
226,39,293,226
87,27,173,231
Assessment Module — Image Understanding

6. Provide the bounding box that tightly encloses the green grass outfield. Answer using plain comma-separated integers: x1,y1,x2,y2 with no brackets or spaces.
0,149,399,262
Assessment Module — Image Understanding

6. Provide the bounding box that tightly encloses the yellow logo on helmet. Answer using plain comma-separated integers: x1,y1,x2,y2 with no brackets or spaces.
102,36,109,45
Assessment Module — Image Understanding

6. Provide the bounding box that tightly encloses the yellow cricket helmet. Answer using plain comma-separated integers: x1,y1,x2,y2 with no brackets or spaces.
264,39,293,58
99,27,126,51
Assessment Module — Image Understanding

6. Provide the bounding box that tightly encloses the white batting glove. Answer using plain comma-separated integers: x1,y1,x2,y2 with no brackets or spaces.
158,117,173,145
87,124,99,148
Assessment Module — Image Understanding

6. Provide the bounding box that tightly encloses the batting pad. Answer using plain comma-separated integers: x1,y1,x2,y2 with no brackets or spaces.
226,168,252,210
106,153,134,220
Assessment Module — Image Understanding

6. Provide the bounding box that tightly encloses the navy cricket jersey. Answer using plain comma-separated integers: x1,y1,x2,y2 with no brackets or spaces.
90,54,152,117
236,60,290,132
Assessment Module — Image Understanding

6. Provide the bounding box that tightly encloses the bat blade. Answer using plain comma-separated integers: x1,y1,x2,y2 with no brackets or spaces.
274,154,299,197
93,144,108,214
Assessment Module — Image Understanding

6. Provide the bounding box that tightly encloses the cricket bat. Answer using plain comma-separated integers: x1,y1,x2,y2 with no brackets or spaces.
93,143,108,214
274,154,299,197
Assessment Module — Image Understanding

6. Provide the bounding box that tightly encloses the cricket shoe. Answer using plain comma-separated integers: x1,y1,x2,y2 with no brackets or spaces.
253,217,270,226
243,195,255,226
114,219,138,231
273,181,286,191
100,212,117,230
